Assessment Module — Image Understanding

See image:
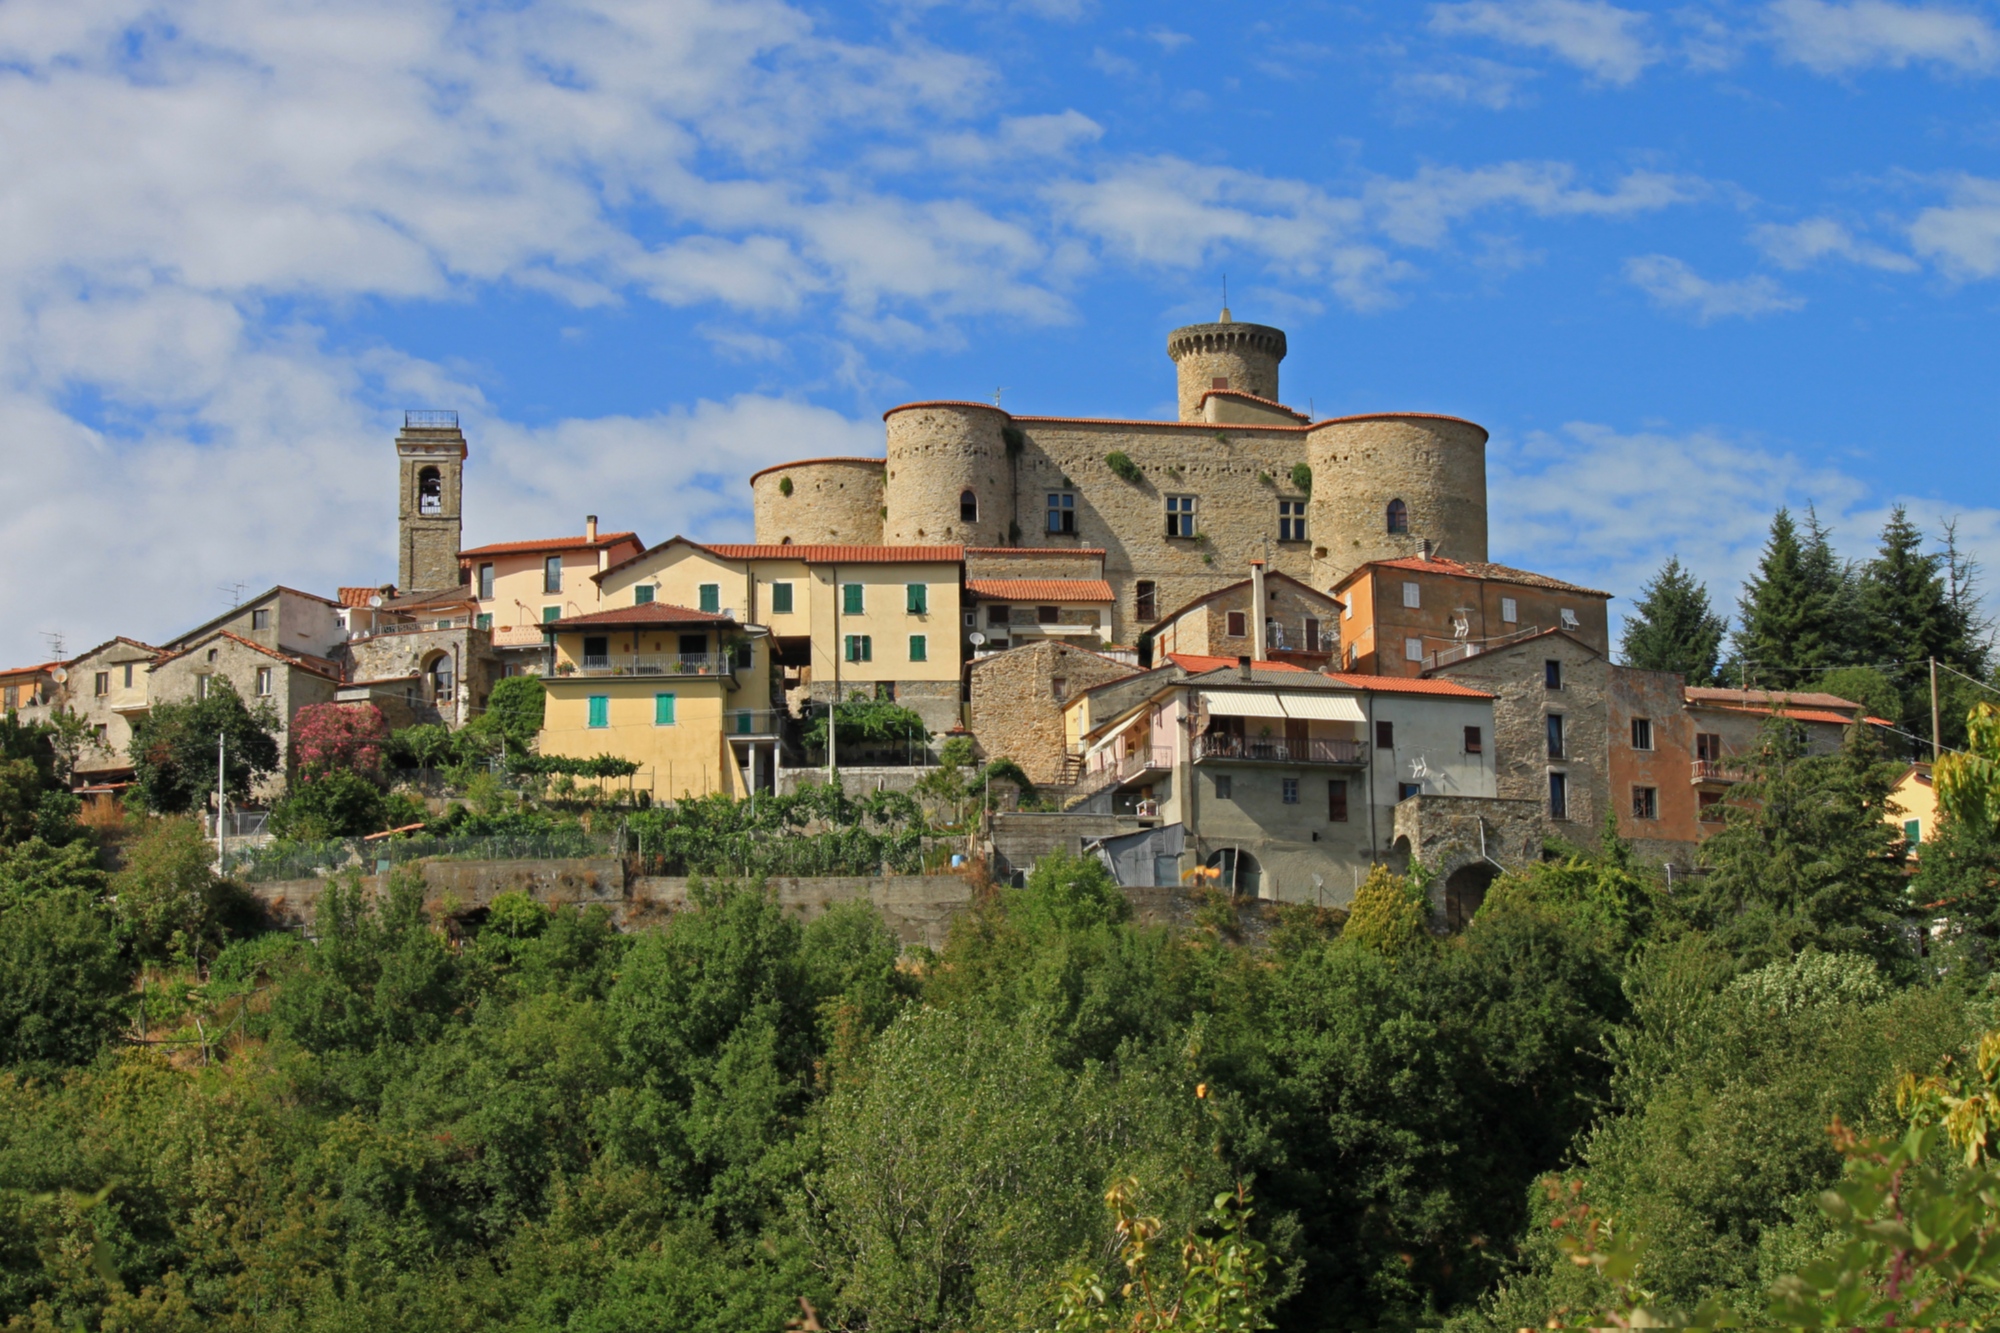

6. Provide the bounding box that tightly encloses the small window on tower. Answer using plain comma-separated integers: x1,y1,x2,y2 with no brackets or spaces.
1135,581,1157,622
418,466,442,516
1212,376,1229,390
1386,498,1408,534
960,491,977,522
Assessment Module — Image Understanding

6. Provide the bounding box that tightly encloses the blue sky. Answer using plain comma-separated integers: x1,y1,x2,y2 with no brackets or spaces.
6,0,2000,663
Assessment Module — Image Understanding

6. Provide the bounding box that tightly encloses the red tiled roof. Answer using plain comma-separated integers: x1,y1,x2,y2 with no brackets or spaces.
1151,571,1341,627
1167,652,1309,674
964,546,1109,557
0,661,60,678
745,456,886,485
1701,704,1860,727
338,585,393,608
967,578,1115,602
549,603,737,630
155,630,341,681
1195,389,1310,422
1317,670,1495,698
1685,686,1861,710
458,531,641,558
701,542,963,564
879,403,1485,439
1362,556,1612,598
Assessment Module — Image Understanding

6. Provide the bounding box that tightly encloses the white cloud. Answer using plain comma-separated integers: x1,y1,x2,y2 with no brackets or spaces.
1393,56,1541,109
1766,0,2000,73
1146,27,1192,52
1429,0,1656,83
1752,217,1920,270
1624,254,1806,321
1909,175,2000,277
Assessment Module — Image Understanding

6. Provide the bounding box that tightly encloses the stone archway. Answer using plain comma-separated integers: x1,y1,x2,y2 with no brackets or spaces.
1443,861,1498,932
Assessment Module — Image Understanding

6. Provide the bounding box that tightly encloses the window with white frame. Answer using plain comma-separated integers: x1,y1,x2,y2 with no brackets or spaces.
1165,495,1197,538
1402,581,1421,609
1404,637,1423,661
1500,597,1518,623
256,667,273,696
1560,607,1580,630
1278,500,1307,541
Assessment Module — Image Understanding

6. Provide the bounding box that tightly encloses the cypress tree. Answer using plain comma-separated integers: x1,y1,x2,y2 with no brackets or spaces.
1857,507,1949,671
1620,556,1727,684
1733,508,1850,687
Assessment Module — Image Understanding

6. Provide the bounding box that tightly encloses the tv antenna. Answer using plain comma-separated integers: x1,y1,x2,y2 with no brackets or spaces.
218,581,247,607
991,387,1009,407
39,630,65,661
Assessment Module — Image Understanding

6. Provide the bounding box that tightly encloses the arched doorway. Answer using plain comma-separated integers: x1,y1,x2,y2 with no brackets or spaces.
1443,862,1497,932
1204,847,1263,898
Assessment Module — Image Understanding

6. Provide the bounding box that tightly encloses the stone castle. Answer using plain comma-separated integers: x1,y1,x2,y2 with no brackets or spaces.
750,310,1490,642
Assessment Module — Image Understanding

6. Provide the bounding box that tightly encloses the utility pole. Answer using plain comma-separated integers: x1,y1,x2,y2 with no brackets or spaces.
1931,657,1942,764
214,732,227,874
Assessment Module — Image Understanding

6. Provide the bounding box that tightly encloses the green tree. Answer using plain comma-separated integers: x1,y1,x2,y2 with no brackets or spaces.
128,677,281,814
267,767,388,840
466,674,546,756
0,889,127,1067
113,817,236,962
1732,508,1853,687
1619,556,1727,685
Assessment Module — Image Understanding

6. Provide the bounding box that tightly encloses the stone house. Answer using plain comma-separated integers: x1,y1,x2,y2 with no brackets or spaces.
0,660,60,720
1333,555,1611,677
58,637,162,788
1147,562,1341,667
160,585,347,661
965,577,1116,652
966,641,1138,785
148,630,342,797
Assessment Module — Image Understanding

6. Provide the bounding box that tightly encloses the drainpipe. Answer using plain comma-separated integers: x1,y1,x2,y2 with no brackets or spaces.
1365,690,1379,864
828,563,839,787
1250,560,1267,662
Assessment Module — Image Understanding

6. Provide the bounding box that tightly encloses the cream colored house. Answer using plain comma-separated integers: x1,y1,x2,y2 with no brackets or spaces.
594,538,966,735
1889,763,1936,858
459,517,644,668
61,637,161,787
540,601,773,799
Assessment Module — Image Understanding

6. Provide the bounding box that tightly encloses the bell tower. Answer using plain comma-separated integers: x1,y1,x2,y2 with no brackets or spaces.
396,410,467,593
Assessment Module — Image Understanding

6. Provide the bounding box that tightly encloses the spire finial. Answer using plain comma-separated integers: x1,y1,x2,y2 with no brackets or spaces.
1219,274,1231,323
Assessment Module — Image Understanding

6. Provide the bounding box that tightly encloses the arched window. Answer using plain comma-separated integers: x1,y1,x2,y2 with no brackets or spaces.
425,652,455,704
960,490,978,522
1385,498,1408,535
417,466,443,516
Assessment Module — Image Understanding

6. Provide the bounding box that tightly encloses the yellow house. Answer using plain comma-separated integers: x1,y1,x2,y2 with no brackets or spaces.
459,516,645,669
540,601,774,799
1889,763,1936,859
594,538,966,736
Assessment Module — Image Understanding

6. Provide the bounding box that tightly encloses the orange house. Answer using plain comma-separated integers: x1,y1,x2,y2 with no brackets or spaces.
1333,555,1611,678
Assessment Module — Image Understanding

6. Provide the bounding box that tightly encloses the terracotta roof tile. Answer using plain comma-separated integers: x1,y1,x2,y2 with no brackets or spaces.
458,531,641,558
967,578,1114,602
1685,686,1861,710
338,586,393,608
699,542,963,564
1195,388,1310,422
964,546,1109,557
745,456,886,485
1316,670,1494,698
1362,556,1612,598
155,630,342,681
1166,653,1309,674
549,603,737,630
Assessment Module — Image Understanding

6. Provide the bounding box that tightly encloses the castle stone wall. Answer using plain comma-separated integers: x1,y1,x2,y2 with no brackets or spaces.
883,403,1014,546
751,458,885,546
1309,415,1489,586
1167,321,1286,422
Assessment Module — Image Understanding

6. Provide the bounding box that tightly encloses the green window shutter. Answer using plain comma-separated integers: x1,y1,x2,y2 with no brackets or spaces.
736,711,752,734
843,583,863,614
861,635,872,662
909,634,927,662
655,693,675,726
699,584,720,613
906,583,926,614
634,585,655,604
1905,818,1922,846
771,582,794,614
844,635,858,663
475,613,492,630
542,606,561,623
587,696,609,728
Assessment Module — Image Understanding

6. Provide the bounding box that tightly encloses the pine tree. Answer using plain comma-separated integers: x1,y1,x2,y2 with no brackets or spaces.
1732,508,1850,687
1858,507,1949,670
1620,556,1727,684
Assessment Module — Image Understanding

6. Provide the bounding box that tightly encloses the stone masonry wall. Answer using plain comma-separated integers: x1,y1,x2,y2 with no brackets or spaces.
1166,322,1285,422
967,641,1140,784
344,626,503,728
1309,416,1489,587
883,404,1014,547
751,459,886,547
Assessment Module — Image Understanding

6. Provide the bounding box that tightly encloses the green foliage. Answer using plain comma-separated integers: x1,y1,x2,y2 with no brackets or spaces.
470,673,547,753
1732,507,1853,686
1620,555,1727,685
1106,450,1143,483
1289,461,1312,495
512,752,641,779
267,766,390,840
628,783,935,876
1004,425,1027,455
128,676,282,814
113,817,237,961
801,691,930,754
1340,864,1429,954
778,474,793,497
0,888,125,1067
1816,664,1902,722
1056,1180,1276,1332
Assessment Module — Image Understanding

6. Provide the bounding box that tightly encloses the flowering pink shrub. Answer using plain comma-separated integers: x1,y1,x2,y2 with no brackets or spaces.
293,703,388,782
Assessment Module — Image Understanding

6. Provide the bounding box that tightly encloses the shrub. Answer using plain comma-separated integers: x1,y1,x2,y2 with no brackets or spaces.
1291,461,1313,494
778,475,794,496
267,768,386,841
1105,451,1142,483
293,702,388,781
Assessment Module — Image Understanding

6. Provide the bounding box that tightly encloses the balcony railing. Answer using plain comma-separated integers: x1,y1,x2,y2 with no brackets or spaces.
347,616,475,643
404,409,459,428
1195,735,1367,765
1423,624,1543,672
1089,745,1175,783
1691,759,1748,784
565,654,734,678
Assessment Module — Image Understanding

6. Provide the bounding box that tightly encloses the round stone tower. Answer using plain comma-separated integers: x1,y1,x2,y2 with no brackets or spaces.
1166,310,1287,421
882,402,1015,546
749,457,885,546
1307,413,1489,587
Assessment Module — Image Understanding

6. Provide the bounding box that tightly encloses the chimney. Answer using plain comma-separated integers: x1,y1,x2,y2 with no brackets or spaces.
1237,654,1253,682
586,515,599,542
1249,560,1267,662
1420,538,1432,561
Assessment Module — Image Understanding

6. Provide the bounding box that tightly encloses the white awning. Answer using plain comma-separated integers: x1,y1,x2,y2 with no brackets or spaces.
1279,694,1366,722
1200,689,1288,718
1086,706,1151,755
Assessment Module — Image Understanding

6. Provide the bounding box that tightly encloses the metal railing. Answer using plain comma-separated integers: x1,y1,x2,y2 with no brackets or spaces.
1423,624,1543,672
1085,744,1174,783
226,830,617,883
348,617,476,643
1195,735,1367,765
1691,759,1748,784
404,409,459,428
568,654,734,678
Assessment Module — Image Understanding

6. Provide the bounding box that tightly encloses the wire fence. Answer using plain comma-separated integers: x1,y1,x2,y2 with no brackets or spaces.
226,830,618,883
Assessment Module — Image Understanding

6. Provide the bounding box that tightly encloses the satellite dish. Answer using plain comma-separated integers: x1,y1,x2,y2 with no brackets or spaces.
49,667,67,684
368,595,384,608
968,631,986,647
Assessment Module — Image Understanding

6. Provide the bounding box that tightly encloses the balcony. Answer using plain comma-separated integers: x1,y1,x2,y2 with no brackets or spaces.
1691,759,1748,785
561,654,736,680
1195,735,1367,766
1087,745,1175,786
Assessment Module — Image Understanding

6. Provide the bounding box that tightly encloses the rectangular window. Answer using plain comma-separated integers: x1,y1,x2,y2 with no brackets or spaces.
1399,781,1422,801
1560,607,1581,630
196,675,211,700
256,667,272,696
1632,786,1659,820
698,583,720,614
1547,713,1565,759
987,604,1010,627
1278,499,1308,541
1905,818,1922,846
679,633,707,657
1047,491,1076,534
587,695,609,728
544,556,562,594
1544,659,1563,689
735,710,754,735
1328,779,1349,822
1213,773,1232,799
1699,790,1725,821
542,606,561,623
906,583,927,614
3,686,15,709
1051,677,1068,702
1227,611,1247,638
1631,717,1653,751
633,585,655,605
1696,732,1723,762
1401,581,1421,609
1404,637,1423,661
93,671,109,697
1549,771,1569,820
1135,581,1157,622
476,612,492,630
908,634,927,662
1376,719,1394,749
843,583,864,614
250,609,270,630
1037,605,1059,624
1342,597,1352,620
1501,596,1518,624
1165,495,1196,538
654,693,676,725
122,664,134,688
771,582,794,614
1304,617,1321,650
1282,777,1299,804
1464,725,1483,754
734,640,753,670
478,563,495,599
845,635,872,663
